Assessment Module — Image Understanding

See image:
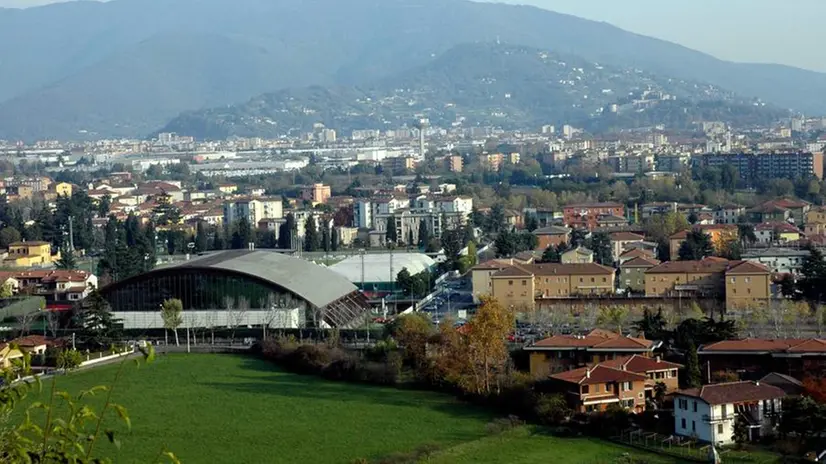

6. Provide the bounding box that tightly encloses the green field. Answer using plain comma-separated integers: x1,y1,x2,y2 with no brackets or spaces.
17,354,682,464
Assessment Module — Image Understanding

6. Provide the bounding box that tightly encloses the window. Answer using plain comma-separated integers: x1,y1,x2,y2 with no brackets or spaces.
625,269,631,274
581,385,589,394
591,277,595,283
730,277,736,283
745,277,751,283
693,401,698,412
522,280,527,286
605,383,612,392
721,404,727,417
594,384,601,393
717,424,723,434
509,280,513,286
681,418,686,429
692,421,696,432
678,399,688,410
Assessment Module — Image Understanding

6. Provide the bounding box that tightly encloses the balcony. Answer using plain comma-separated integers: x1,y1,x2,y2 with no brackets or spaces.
702,413,736,423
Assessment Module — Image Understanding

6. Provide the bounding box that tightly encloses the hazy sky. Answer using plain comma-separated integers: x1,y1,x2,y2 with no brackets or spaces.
2,0,824,72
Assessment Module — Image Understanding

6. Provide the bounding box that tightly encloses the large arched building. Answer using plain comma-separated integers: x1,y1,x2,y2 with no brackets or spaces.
99,250,370,329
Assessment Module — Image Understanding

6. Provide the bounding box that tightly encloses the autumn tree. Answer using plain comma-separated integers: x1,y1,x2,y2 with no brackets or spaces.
597,306,628,333
389,313,432,371
464,296,515,395
803,376,826,403
161,298,184,346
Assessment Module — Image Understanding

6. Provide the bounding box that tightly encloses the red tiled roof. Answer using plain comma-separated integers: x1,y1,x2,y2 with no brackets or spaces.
621,257,660,268
563,202,624,209
599,354,683,373
726,261,771,275
699,338,826,354
676,381,786,405
754,222,800,233
646,258,769,276
551,365,646,385
620,248,656,259
529,330,655,351
610,232,645,241
527,263,615,276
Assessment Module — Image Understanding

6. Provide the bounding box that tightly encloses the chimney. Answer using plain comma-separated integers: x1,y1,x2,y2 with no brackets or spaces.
585,368,591,379
755,381,760,386
656,356,661,363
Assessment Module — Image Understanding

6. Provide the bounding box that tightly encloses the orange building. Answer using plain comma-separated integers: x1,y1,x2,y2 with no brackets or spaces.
563,202,625,230
550,365,648,413
300,183,332,205
669,224,738,259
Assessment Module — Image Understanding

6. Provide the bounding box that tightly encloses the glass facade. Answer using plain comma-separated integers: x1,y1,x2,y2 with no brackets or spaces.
102,269,307,313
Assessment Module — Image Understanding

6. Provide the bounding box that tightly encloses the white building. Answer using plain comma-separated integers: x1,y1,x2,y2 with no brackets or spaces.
674,381,785,446
742,248,810,275
223,198,283,226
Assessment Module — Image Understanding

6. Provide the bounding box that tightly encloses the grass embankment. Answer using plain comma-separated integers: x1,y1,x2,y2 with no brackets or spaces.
17,354,684,464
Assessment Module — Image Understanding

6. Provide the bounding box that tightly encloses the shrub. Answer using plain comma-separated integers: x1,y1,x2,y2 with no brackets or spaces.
484,415,524,435
283,345,330,375
56,349,84,370
534,393,570,425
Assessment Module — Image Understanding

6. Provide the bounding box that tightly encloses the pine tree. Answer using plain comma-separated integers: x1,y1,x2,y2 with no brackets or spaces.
72,289,120,348
321,223,331,252
685,342,702,388
417,220,430,249
386,215,398,245
195,221,208,252
304,216,319,252
330,227,339,251
278,213,296,249
56,245,76,270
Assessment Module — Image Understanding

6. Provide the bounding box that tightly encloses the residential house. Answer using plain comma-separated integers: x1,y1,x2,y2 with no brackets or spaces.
619,256,660,293
600,355,683,393
596,215,629,229
550,365,648,413
300,183,332,205
759,373,805,396
49,182,73,197
217,183,238,194
714,204,746,225
754,222,802,244
11,335,50,355
725,261,774,308
771,199,811,224
4,241,58,267
640,202,677,220
609,232,645,263
561,246,594,264
0,342,24,369
698,338,826,380
490,263,616,310
673,381,784,445
747,202,792,224
563,202,626,230
526,329,659,377
805,206,826,235
533,226,570,250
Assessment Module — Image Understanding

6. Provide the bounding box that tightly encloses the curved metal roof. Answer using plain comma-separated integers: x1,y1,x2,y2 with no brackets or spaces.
156,250,359,308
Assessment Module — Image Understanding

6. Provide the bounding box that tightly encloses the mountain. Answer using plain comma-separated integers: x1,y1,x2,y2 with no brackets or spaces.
0,0,822,140
159,43,786,140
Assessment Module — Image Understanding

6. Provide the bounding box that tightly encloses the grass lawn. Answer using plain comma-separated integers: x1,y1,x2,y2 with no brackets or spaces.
16,354,684,464
421,426,686,464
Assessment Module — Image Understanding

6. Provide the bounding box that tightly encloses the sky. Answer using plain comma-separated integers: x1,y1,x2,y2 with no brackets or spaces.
2,0,825,72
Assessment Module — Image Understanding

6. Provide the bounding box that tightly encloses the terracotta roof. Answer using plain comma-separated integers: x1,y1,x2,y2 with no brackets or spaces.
771,198,810,209
598,215,628,223
599,354,683,373
699,338,826,354
11,335,51,347
621,257,660,268
527,262,615,276
749,203,790,214
551,365,646,385
9,241,49,247
529,330,655,351
609,232,645,241
726,261,771,275
564,202,624,209
675,381,786,405
755,222,800,233
491,265,534,278
533,226,570,236
645,258,768,276
620,248,656,259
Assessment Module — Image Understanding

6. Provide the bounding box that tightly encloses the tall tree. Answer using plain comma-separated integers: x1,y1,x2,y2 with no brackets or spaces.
160,298,184,346
97,195,111,218
321,222,331,252
684,342,702,388
588,232,613,265
72,289,120,348
55,245,76,270
487,204,506,233
465,296,514,395
0,227,20,249
330,227,339,251
385,215,398,245
678,230,714,261
195,221,208,253
417,220,430,249
441,227,464,269
525,213,539,232
541,244,561,263
231,218,253,249
304,216,319,252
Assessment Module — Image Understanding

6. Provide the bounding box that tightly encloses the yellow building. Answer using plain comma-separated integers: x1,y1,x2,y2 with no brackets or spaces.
0,343,24,369
490,263,616,310
669,225,738,259
644,257,770,307
4,241,58,267
52,182,73,197
217,183,238,194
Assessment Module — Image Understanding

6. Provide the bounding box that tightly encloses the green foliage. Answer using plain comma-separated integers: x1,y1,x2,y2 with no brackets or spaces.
55,245,77,270
0,281,14,299
385,216,398,245
194,221,209,253
733,417,749,446
632,308,667,341
303,216,320,252
494,230,538,258
97,214,156,282
534,394,570,425
678,230,713,261
0,343,178,463
588,232,613,266
160,299,184,346
684,342,702,388
417,220,430,249
0,227,21,249
231,217,253,250
71,289,120,349
56,349,84,370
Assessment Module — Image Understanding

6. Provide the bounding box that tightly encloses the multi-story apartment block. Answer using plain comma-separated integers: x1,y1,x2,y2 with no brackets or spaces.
694,152,824,184
714,204,746,224
655,154,689,172
562,202,625,230
699,338,826,380
300,183,331,205
485,263,616,310
644,257,771,307
481,153,505,171
223,198,283,226
446,155,463,173
742,248,809,275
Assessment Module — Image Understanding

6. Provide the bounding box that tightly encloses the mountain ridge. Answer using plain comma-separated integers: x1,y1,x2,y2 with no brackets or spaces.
0,0,820,140
158,43,787,140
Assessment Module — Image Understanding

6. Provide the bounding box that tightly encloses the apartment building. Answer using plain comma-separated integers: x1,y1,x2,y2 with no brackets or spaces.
668,224,738,259
533,226,571,250
489,263,616,310
562,202,626,230
300,183,331,205
619,256,660,293
609,232,645,263
741,248,809,275
223,198,283,226
644,258,771,306
714,204,746,225
699,338,826,380
446,155,463,173
694,152,824,184
4,241,57,267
